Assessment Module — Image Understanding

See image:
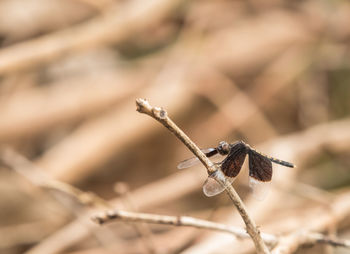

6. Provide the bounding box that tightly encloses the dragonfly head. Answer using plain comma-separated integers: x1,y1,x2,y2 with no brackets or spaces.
217,141,230,155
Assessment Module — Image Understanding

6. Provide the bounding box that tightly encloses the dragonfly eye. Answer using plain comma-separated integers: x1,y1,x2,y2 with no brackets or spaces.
217,141,230,155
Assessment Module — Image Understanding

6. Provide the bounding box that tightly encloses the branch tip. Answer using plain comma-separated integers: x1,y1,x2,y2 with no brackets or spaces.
135,98,151,113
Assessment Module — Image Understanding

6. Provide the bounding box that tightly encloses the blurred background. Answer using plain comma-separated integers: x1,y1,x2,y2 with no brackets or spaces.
1,0,350,253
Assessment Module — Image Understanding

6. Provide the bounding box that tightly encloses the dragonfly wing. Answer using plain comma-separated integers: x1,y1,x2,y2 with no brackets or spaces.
202,171,235,197
248,150,272,182
177,148,218,169
248,150,272,200
221,142,247,177
177,157,200,169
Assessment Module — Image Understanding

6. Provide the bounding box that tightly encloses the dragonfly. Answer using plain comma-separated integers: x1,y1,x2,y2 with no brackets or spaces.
178,141,295,199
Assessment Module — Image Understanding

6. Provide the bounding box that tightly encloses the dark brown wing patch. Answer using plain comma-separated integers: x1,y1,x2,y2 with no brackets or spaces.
248,150,272,182
221,143,247,177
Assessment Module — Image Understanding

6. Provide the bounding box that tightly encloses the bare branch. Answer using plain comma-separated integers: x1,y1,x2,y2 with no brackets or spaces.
92,209,350,253
92,209,277,245
136,98,217,174
114,182,157,254
135,98,270,254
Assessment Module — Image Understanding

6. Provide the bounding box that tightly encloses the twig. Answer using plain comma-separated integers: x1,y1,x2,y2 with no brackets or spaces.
92,209,277,245
114,183,157,254
135,98,270,254
92,209,350,253
136,98,216,173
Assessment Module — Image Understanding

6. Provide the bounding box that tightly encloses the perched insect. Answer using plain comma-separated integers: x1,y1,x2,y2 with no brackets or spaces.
178,141,295,199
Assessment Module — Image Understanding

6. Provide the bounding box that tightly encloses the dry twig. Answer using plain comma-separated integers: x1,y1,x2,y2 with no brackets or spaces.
135,98,270,254
114,183,157,254
92,209,350,253
92,209,277,245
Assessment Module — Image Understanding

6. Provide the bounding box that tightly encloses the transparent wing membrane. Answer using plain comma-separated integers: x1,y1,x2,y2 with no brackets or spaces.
203,170,235,197
177,157,200,169
177,148,217,169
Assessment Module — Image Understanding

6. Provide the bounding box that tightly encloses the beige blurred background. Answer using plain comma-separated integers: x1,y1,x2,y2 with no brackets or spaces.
1,0,350,254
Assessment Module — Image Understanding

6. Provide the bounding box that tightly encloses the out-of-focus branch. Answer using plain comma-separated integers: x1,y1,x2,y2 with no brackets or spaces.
309,233,350,248
272,231,350,254
197,46,310,142
0,71,146,141
36,81,192,183
0,147,110,209
136,98,270,254
0,0,183,74
270,188,350,254
72,0,116,11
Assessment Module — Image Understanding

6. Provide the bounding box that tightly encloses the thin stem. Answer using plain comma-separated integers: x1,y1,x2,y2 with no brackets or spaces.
135,98,270,254
136,98,217,174
114,183,158,254
92,209,350,252
92,209,277,245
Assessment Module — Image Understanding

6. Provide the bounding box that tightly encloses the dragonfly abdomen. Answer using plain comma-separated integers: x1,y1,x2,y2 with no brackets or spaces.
268,157,295,168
